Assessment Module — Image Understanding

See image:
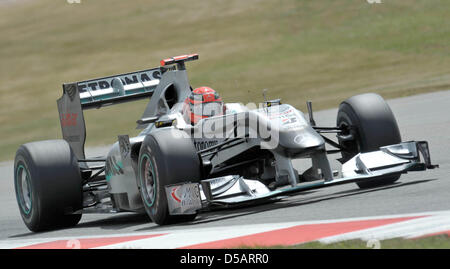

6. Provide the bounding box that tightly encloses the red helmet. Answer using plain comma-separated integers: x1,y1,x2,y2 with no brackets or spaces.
183,86,224,124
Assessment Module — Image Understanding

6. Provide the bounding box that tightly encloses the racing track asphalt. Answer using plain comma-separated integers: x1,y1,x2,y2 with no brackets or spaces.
0,90,449,241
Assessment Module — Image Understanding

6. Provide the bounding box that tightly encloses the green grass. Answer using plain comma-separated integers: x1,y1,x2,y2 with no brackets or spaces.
1,0,449,161
236,234,450,249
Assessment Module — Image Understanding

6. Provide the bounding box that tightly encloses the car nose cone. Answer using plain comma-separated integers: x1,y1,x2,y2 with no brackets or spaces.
276,126,325,155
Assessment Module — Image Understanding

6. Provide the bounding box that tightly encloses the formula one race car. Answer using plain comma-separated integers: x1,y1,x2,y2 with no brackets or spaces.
14,54,438,231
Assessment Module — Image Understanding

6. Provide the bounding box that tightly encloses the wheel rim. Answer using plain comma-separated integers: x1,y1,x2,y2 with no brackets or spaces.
338,119,360,156
16,164,32,215
140,154,156,207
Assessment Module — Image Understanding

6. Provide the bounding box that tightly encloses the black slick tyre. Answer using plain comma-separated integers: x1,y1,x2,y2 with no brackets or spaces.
337,93,402,189
14,140,83,232
138,128,201,225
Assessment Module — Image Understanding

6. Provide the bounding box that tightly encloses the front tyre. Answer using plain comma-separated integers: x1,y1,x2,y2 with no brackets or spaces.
14,140,83,232
337,93,402,189
138,128,202,225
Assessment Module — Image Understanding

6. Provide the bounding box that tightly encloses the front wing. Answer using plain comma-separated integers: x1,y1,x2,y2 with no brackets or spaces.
166,141,438,215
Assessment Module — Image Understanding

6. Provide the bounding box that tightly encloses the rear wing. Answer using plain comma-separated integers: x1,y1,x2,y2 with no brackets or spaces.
57,54,198,160
78,68,161,109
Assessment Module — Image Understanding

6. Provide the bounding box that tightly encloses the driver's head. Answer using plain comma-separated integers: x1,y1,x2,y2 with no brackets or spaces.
183,86,223,125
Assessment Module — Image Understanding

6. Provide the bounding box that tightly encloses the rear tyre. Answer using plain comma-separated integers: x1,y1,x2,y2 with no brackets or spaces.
138,128,201,225
14,140,83,232
337,93,402,189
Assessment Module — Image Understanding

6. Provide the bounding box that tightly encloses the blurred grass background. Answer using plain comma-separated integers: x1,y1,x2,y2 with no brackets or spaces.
0,0,449,161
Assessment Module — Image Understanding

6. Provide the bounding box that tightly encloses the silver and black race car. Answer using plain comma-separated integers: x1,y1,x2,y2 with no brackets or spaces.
14,54,438,232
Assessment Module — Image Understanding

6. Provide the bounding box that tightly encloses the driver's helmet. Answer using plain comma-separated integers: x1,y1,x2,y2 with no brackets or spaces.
183,86,224,125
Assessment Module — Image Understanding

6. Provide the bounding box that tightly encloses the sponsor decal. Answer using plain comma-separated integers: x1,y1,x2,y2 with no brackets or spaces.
77,70,161,93
60,113,78,127
171,187,182,203
166,183,202,214
194,140,219,151
180,184,201,212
